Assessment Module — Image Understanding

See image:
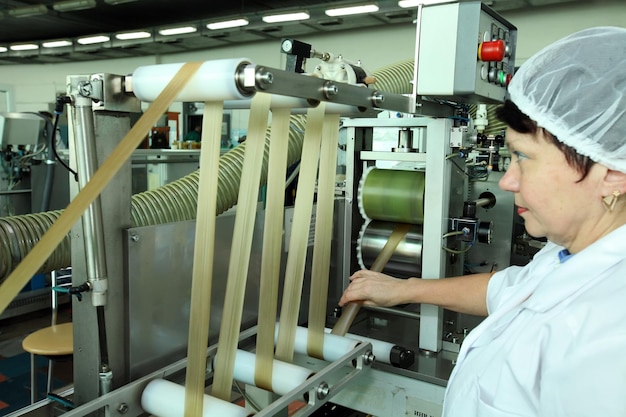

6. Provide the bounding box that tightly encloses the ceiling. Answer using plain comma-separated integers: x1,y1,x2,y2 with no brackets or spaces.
0,0,588,65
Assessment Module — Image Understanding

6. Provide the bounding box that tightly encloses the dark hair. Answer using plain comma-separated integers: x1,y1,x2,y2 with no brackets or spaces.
496,100,595,181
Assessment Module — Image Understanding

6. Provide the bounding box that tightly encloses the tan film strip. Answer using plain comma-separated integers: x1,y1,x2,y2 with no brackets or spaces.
211,92,272,401
275,103,326,362
306,113,341,359
254,107,292,391
183,101,225,417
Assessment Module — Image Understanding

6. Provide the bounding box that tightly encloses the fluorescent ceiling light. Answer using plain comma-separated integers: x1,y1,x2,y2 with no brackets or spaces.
103,0,140,4
116,31,151,40
8,5,48,17
10,44,39,51
0,47,7,53
207,18,249,30
43,40,73,48
158,26,197,36
262,11,310,23
325,4,379,16
53,0,96,12
398,0,454,6
78,35,110,45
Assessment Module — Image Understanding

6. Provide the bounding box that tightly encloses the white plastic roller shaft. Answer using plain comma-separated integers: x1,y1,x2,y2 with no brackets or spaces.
275,325,361,362
325,328,396,365
132,58,252,102
141,379,251,417
230,349,314,396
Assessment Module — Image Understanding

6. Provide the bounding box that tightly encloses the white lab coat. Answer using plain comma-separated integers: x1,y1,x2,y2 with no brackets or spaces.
442,224,626,417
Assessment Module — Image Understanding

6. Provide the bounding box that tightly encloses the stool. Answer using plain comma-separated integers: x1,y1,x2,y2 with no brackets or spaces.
21,322,73,403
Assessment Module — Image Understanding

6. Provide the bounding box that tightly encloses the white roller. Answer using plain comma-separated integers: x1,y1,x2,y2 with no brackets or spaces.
324,328,396,365
132,58,251,102
275,324,360,362
215,349,314,395
141,379,251,417
229,349,313,396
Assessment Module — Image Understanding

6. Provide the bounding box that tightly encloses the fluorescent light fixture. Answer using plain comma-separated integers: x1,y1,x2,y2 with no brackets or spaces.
398,0,454,7
116,31,151,40
53,0,96,12
103,0,140,4
0,47,7,53
207,18,249,30
158,26,197,36
325,4,379,16
43,40,73,48
77,35,110,45
8,5,48,17
10,44,39,51
262,11,310,23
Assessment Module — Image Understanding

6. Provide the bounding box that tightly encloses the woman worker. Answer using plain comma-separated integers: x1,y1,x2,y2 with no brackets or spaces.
339,26,626,416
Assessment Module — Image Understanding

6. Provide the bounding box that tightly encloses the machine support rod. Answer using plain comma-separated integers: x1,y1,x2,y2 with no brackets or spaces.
237,64,412,114
72,91,113,393
72,92,110,304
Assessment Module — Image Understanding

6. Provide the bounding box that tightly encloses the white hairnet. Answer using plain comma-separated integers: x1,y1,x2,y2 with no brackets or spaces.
508,27,626,173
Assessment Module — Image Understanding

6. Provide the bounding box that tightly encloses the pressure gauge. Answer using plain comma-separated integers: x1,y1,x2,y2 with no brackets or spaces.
281,39,293,54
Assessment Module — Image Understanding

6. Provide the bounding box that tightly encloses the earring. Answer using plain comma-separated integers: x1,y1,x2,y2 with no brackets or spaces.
602,190,621,212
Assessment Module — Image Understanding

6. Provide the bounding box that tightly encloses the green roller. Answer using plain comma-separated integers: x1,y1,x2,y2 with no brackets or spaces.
360,168,425,224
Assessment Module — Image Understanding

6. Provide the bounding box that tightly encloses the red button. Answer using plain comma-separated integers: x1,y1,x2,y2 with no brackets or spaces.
478,40,506,62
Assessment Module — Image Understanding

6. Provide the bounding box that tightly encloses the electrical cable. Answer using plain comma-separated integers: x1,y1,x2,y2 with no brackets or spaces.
52,97,78,182
442,230,465,239
442,243,473,254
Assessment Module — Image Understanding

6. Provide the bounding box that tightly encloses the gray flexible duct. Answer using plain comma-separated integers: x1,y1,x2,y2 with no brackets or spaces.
0,59,415,282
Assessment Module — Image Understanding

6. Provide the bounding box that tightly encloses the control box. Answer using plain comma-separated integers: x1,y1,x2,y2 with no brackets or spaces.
416,1,517,104
0,113,43,149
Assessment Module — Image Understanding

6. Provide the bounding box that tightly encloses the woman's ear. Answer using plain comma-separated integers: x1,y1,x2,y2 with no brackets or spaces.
602,169,626,195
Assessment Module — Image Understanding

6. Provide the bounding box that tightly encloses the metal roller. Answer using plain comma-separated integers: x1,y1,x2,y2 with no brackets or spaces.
357,220,423,278
358,167,425,224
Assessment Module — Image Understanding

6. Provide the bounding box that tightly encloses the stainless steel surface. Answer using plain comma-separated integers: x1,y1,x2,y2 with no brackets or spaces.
90,74,141,114
125,212,265,380
416,2,517,104
241,64,412,114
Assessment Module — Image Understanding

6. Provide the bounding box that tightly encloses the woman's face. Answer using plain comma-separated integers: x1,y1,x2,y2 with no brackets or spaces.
498,128,604,251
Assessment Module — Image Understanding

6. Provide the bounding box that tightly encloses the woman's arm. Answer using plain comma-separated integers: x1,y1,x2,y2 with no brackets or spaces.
338,270,493,317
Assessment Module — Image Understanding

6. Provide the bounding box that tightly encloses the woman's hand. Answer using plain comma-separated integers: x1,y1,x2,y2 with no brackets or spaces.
338,269,417,307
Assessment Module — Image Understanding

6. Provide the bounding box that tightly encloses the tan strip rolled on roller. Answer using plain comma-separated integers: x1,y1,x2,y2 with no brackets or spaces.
254,107,292,391
331,223,411,336
306,113,340,360
211,92,272,401
0,62,203,317
183,101,224,417
275,103,326,363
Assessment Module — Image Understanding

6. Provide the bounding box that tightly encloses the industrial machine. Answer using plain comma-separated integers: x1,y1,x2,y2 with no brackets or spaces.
0,2,517,416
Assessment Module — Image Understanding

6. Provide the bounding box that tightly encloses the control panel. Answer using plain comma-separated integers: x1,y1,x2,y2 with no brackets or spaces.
416,1,517,104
